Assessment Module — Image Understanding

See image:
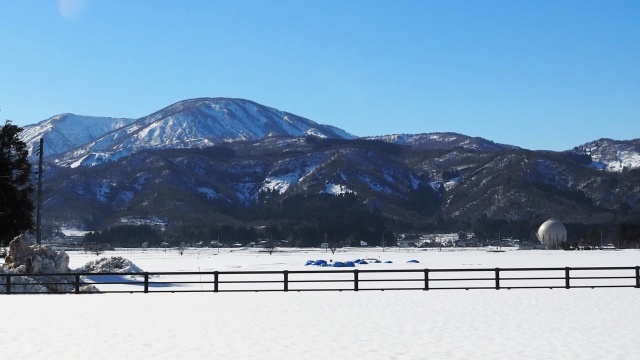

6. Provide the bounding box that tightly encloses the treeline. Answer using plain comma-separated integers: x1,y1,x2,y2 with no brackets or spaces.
84,225,163,248
83,222,396,248
304,136,405,156
612,222,640,248
83,193,402,247
82,218,640,249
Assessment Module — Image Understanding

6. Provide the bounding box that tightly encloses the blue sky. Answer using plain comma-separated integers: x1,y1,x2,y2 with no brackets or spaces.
1,0,638,150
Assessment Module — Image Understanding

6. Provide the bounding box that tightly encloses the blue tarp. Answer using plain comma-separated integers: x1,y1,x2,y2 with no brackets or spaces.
407,259,420,263
314,260,328,266
332,261,345,267
344,261,356,267
305,260,315,266
385,260,393,263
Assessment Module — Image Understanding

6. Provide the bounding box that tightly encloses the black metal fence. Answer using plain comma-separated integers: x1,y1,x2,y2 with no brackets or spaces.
2,266,640,294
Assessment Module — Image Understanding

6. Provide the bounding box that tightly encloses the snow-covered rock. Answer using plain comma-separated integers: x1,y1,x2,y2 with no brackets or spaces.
76,256,144,273
1,235,87,293
1,235,143,293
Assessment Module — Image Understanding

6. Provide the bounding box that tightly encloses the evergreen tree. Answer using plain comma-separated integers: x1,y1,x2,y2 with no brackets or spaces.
0,120,35,244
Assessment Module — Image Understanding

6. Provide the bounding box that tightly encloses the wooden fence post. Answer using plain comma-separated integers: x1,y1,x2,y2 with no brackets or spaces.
5,275,10,294
283,270,289,292
75,274,81,294
354,269,359,291
635,267,639,288
565,267,571,289
424,269,430,291
214,271,219,293
495,268,500,290
144,272,149,293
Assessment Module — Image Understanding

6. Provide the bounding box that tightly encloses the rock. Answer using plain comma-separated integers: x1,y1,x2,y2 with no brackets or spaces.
1,234,140,294
3,234,71,274
4,234,34,269
0,234,81,293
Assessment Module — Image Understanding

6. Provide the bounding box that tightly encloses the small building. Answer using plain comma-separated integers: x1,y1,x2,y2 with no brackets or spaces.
397,239,416,247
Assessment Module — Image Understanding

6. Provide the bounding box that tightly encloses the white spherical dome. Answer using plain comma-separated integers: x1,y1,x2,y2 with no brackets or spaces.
536,219,567,248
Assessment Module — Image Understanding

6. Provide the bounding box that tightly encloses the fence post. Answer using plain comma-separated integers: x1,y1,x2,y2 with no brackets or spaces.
565,267,571,289
144,272,149,293
424,269,430,291
5,275,10,295
354,269,359,291
635,267,639,288
75,274,81,294
214,271,219,293
283,270,289,292
495,268,500,290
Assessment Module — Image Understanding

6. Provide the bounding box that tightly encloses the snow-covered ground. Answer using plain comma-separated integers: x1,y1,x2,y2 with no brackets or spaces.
3,247,640,359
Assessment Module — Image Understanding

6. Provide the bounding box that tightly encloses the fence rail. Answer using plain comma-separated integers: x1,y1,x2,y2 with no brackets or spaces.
2,266,640,294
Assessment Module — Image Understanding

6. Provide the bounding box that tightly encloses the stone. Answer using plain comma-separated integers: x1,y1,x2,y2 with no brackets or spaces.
4,234,34,269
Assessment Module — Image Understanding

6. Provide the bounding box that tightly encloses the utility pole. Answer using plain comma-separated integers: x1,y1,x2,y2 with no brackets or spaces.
324,233,328,253
382,232,385,252
36,137,44,244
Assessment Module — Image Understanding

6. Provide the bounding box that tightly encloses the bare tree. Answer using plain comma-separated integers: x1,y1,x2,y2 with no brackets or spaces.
327,234,340,255
264,234,276,255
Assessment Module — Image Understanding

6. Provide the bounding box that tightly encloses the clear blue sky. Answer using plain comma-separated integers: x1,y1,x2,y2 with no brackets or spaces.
1,0,638,150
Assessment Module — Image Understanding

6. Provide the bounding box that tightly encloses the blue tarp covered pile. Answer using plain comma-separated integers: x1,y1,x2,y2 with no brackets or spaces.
304,259,398,266
305,259,331,266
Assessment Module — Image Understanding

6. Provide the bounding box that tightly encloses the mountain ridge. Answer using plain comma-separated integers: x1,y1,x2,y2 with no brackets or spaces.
15,97,640,243
22,97,640,172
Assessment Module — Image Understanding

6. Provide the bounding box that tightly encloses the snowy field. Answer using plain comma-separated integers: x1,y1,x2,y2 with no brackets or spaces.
3,247,640,359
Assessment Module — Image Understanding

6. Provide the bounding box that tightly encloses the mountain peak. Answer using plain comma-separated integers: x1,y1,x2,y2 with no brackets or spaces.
23,97,354,167
21,114,136,157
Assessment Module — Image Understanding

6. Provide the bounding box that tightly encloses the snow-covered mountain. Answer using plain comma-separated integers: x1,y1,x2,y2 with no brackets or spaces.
22,97,354,167
21,114,136,157
22,98,640,174
366,132,519,152
38,134,640,233
16,97,640,233
571,138,640,172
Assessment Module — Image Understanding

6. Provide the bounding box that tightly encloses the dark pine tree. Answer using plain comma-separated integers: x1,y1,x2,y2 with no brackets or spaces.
0,120,35,244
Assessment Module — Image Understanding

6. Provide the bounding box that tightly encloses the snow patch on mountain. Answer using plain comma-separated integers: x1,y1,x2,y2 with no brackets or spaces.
95,183,110,202
134,173,151,191
591,150,640,172
197,187,221,200
359,174,392,194
574,138,640,172
323,183,355,195
444,176,460,191
262,175,297,194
